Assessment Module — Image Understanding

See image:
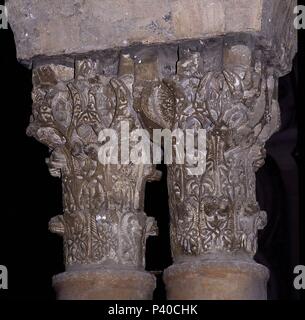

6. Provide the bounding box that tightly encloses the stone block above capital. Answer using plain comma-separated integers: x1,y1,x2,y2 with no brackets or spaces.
7,0,297,75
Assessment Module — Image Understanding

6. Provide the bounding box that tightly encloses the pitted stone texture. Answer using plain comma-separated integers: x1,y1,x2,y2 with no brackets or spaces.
7,0,296,75
164,261,269,300
53,269,156,300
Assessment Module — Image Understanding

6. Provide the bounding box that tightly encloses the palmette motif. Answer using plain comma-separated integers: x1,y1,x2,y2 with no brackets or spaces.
135,48,280,259
27,58,158,269
28,44,281,268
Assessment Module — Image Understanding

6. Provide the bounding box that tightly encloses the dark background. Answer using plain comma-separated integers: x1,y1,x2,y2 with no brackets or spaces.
0,22,304,301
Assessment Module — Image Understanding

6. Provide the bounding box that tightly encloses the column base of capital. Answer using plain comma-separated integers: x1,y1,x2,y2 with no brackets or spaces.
53,269,156,300
163,260,269,300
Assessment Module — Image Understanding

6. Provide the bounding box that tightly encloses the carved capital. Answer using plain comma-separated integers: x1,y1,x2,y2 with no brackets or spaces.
8,0,297,301
134,42,281,261
27,56,159,270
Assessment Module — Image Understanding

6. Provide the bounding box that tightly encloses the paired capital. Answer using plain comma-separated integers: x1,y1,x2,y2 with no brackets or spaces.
7,0,297,299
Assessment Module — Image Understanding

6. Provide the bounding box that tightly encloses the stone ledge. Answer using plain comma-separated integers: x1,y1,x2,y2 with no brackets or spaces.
7,0,296,76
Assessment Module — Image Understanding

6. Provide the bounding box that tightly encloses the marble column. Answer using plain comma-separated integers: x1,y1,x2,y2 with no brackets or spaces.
7,0,296,300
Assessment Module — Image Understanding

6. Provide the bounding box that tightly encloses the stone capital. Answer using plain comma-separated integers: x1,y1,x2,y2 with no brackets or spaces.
26,55,161,299
7,0,297,300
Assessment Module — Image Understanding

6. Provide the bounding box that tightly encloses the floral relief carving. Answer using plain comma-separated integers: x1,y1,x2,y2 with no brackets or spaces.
28,58,159,269
135,46,280,260
28,44,281,268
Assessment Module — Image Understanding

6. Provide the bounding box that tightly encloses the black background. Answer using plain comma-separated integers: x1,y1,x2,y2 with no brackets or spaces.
0,5,304,301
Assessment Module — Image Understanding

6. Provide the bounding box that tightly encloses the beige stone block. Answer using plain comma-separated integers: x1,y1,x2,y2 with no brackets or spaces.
164,261,269,300
7,0,296,74
53,269,156,300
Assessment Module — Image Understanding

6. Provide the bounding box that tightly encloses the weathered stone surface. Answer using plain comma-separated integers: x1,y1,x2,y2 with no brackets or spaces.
27,56,160,272
134,43,279,261
164,260,269,300
53,269,156,300
130,34,296,299
26,54,160,299
8,0,297,300
7,0,296,75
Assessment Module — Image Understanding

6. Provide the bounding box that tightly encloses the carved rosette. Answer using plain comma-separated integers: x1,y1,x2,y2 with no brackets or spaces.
27,57,159,270
135,44,280,261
